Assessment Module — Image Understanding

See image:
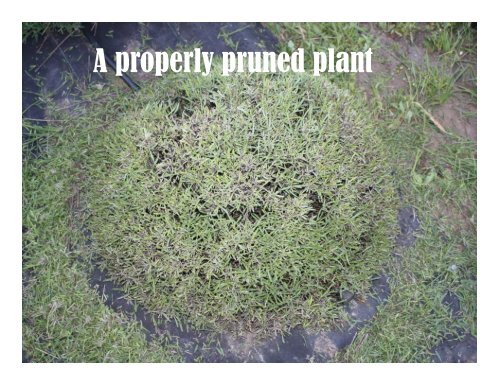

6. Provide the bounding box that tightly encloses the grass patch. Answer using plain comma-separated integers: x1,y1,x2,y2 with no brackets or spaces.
377,22,419,43
273,22,476,362
424,23,476,56
80,65,397,336
22,22,81,42
22,116,181,362
406,58,456,106
267,22,373,90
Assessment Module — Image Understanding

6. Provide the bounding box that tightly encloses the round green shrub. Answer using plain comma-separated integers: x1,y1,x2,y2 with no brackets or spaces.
84,67,397,335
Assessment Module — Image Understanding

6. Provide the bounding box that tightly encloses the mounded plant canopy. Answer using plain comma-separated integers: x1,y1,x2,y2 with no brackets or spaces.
83,65,397,335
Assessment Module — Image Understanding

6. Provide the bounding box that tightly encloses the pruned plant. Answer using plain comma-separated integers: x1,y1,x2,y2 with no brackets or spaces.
83,65,397,335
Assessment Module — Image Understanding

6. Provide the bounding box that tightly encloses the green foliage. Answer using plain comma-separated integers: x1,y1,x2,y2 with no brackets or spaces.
82,66,397,335
406,58,456,106
378,22,419,43
425,23,475,55
270,22,476,362
22,130,180,362
268,23,373,90
22,22,81,42
339,68,477,363
22,22,475,362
